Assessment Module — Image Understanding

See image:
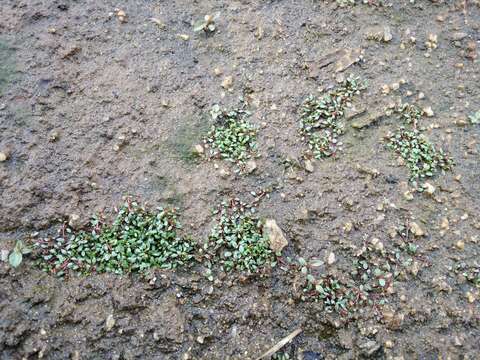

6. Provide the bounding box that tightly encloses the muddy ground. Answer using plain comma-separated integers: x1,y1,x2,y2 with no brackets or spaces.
1,0,479,359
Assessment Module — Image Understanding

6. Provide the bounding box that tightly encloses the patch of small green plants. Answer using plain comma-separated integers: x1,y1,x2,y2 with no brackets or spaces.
272,353,291,360
297,228,421,315
203,199,276,275
297,258,354,314
386,103,454,181
35,201,197,276
204,104,258,169
300,75,365,159
7,240,31,268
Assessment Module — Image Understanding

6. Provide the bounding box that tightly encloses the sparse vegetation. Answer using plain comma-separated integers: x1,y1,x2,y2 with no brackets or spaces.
468,110,480,125
300,75,365,159
193,14,218,33
204,104,258,168
35,201,197,276
203,199,276,274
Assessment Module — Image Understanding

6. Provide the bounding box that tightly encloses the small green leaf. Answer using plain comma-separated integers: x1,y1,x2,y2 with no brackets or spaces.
9,251,22,268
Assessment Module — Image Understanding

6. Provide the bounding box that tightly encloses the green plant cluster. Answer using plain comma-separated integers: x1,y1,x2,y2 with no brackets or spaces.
300,75,364,159
204,199,276,274
204,104,258,167
303,274,353,313
386,104,454,181
297,257,353,313
35,202,196,276
297,226,422,314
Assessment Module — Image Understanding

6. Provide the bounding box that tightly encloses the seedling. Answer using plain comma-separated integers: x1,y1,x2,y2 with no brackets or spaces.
468,110,480,125
300,75,365,159
204,199,276,274
204,104,258,168
194,14,218,33
8,240,31,268
35,201,197,276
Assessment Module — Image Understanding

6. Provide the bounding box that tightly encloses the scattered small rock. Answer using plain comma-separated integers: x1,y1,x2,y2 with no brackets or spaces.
1,249,9,262
49,130,59,142
68,214,81,229
116,9,127,23
221,76,234,89
383,26,393,42
178,34,190,41
335,48,363,73
410,222,425,237
105,314,115,331
423,182,435,195
455,240,465,250
440,217,449,230
219,168,230,178
0,152,7,162
384,340,394,349
466,291,475,303
450,32,468,41
352,111,384,129
359,340,381,356
193,144,204,155
327,252,336,265
245,159,257,174
304,159,314,173
403,191,414,201
264,219,288,253
423,106,434,117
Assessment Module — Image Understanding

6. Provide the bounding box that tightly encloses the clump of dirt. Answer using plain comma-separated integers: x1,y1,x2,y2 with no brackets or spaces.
1,0,480,359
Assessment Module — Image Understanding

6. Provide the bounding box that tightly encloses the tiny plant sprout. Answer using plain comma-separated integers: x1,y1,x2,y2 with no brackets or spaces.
468,110,480,125
193,13,219,33
8,240,31,268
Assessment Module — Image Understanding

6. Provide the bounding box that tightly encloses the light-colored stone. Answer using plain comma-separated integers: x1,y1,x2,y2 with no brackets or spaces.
221,76,234,89
68,214,81,229
383,26,393,42
410,222,425,237
304,159,314,173
193,144,204,155
423,106,434,117
105,314,115,331
0,152,7,162
327,252,336,265
423,182,435,195
245,159,257,174
264,219,288,253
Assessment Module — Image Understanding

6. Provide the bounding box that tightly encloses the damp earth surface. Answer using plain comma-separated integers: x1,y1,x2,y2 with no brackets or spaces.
0,1,479,359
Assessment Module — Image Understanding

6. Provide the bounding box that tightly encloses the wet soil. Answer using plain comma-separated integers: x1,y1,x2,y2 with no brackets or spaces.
1,0,479,359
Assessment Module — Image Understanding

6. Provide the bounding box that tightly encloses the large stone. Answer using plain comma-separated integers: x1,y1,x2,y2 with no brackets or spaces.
264,219,288,253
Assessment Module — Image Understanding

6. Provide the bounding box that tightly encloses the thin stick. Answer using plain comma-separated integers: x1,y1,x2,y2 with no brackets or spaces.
255,328,303,360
